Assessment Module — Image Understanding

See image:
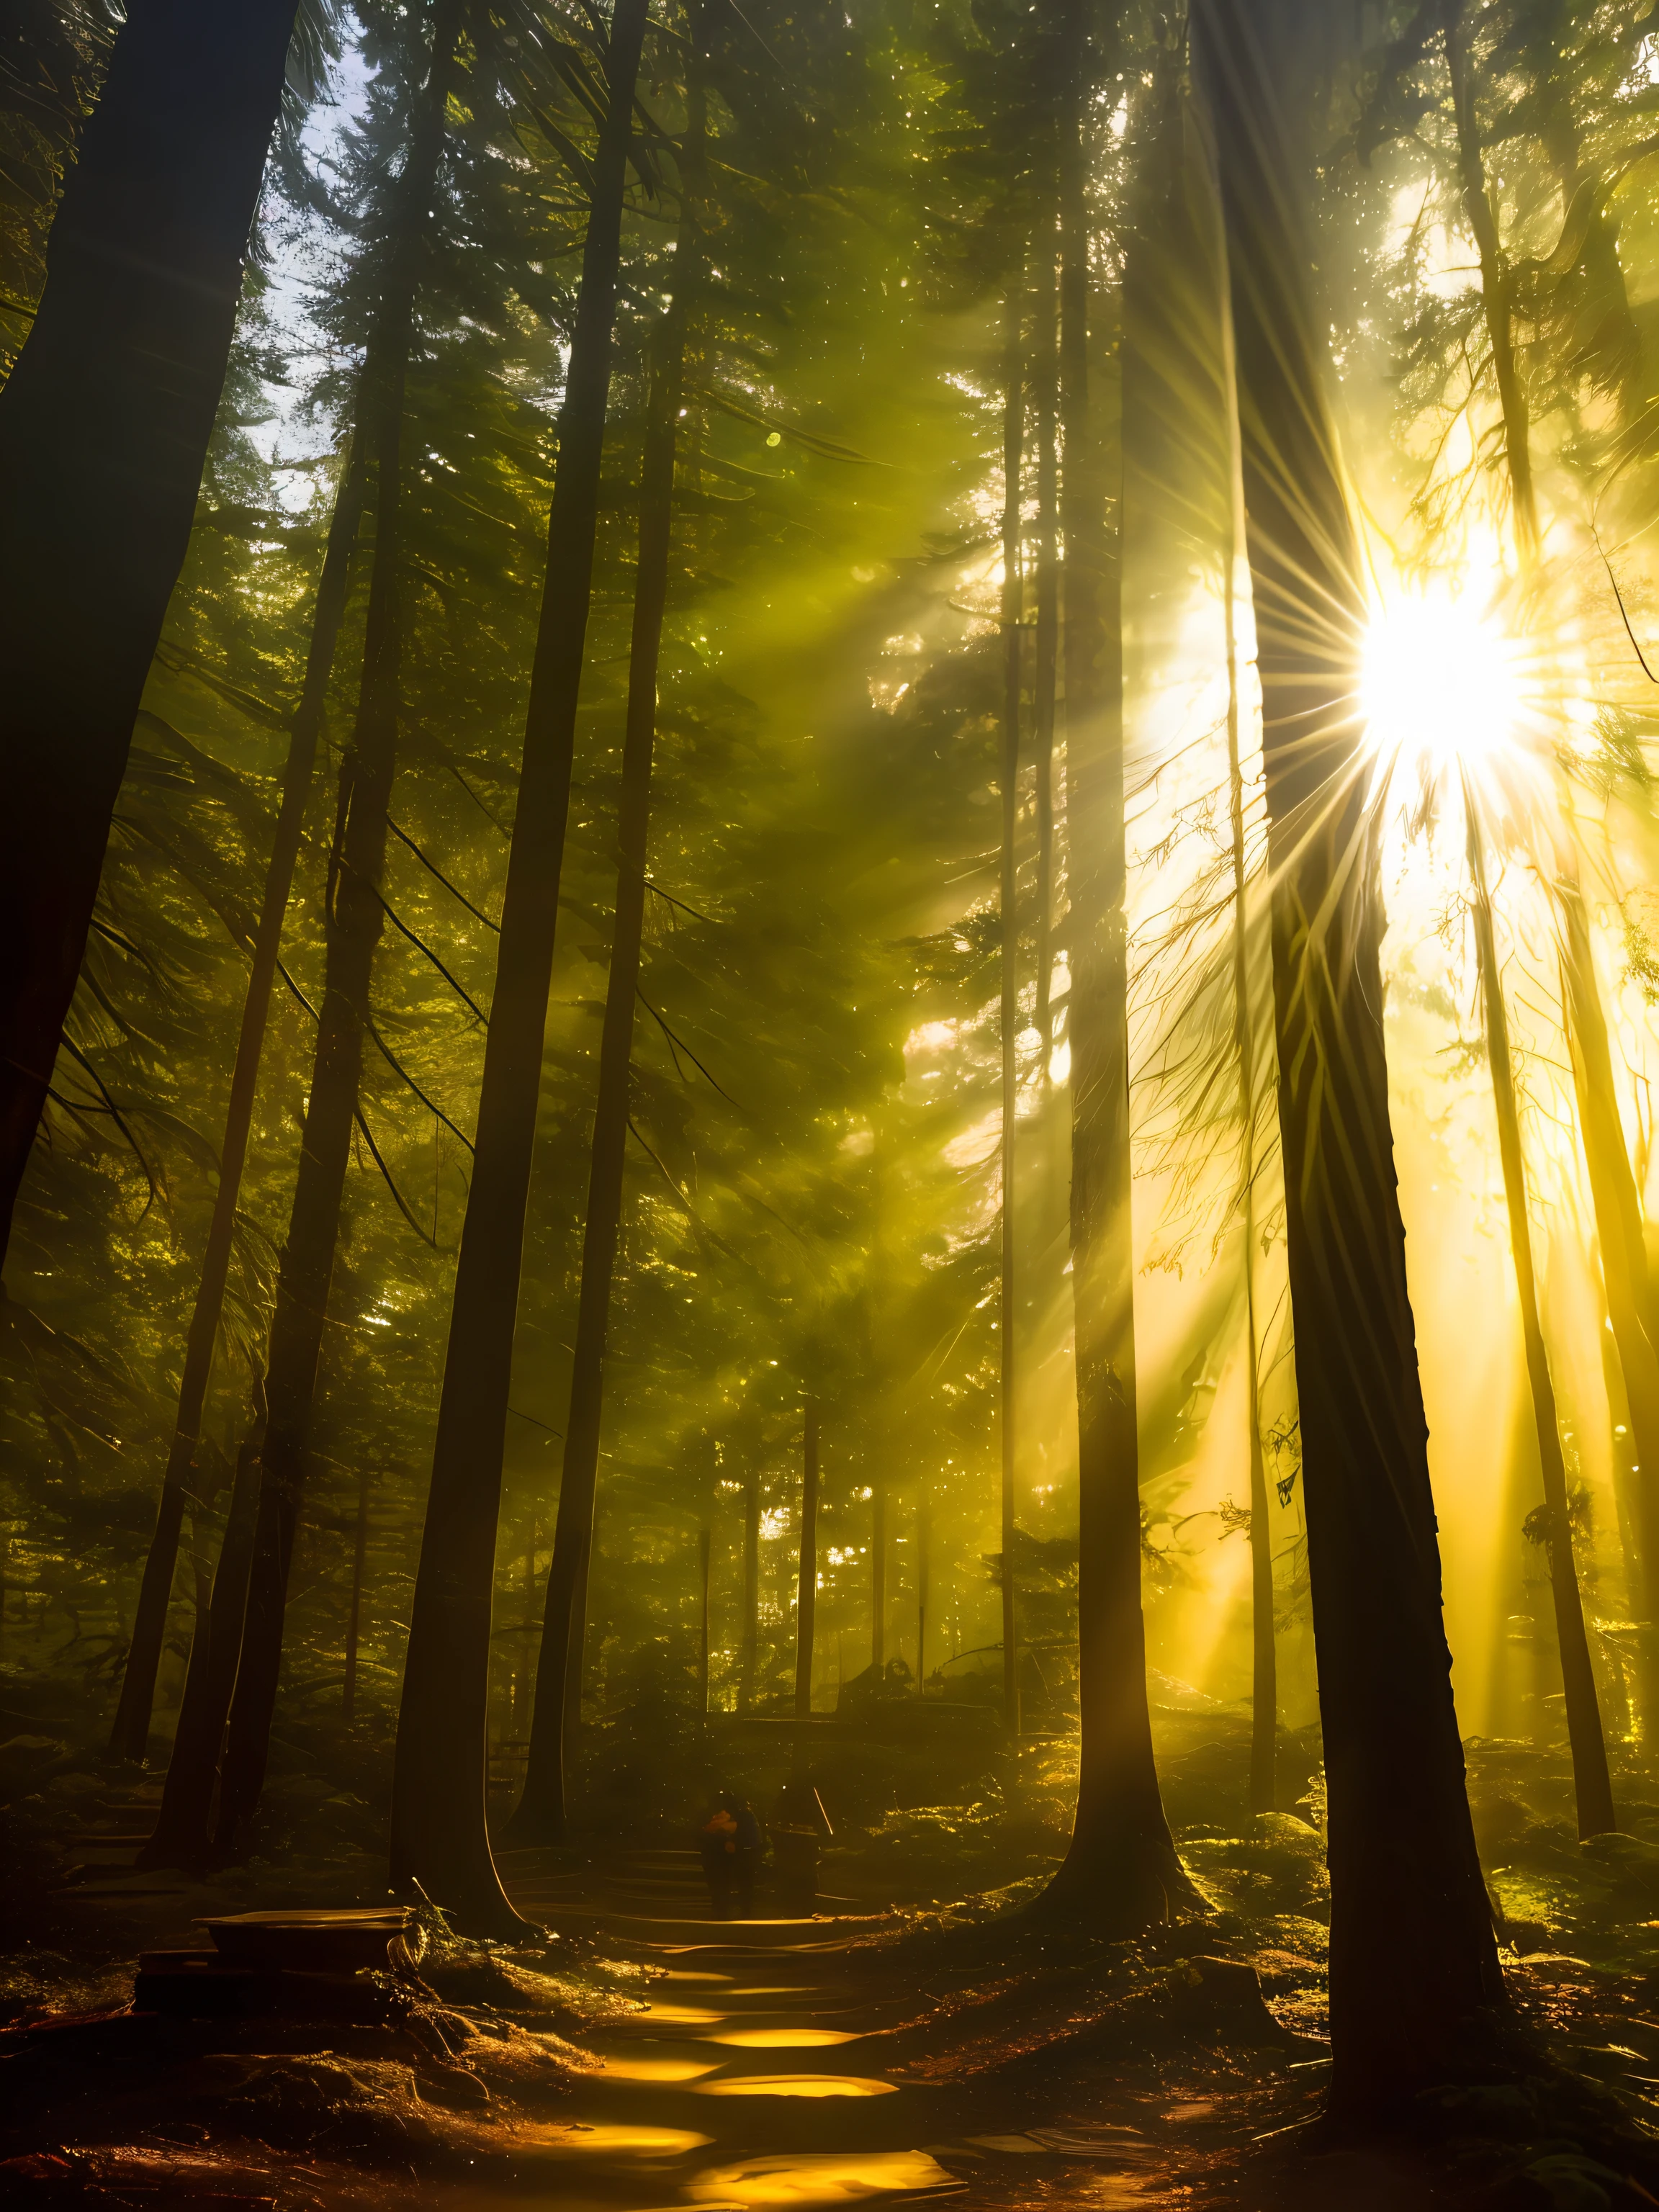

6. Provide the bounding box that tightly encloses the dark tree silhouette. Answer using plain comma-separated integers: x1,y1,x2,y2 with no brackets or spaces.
511,188,696,1847
213,0,467,1855
0,0,303,1266
109,430,368,1766
1194,0,1507,2114
390,0,650,1929
1035,0,1188,1931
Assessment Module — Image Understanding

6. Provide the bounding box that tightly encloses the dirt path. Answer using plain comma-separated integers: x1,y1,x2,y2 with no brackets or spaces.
14,1793,1254,2208
469,1846,1194,2211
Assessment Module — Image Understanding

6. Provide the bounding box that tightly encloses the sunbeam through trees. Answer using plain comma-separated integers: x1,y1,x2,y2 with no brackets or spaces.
11,1,1659,2206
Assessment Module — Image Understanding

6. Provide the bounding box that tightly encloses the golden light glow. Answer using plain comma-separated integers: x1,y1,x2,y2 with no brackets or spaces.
1362,580,1524,779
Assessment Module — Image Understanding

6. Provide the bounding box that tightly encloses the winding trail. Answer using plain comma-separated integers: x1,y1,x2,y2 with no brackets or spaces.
496,1844,961,2208
484,1847,1197,2211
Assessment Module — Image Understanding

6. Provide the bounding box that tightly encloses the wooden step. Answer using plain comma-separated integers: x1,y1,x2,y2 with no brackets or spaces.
197,1907,415,1974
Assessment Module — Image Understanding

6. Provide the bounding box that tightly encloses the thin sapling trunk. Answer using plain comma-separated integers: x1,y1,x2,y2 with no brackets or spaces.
1000,281,1024,1743
343,1465,371,1727
1033,230,1061,1082
1465,783,1614,1838
795,1401,819,1730
741,1471,760,1711
1220,324,1276,1818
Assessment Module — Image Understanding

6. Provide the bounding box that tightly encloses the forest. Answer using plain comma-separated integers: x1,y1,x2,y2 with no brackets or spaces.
10,0,1659,2203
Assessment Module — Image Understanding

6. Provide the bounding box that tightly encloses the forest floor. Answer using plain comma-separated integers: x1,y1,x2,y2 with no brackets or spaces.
6,1716,1659,2207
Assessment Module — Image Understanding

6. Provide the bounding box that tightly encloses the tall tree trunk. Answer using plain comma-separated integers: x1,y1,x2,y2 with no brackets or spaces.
795,1401,819,1727
1559,874,1659,1660
1465,788,1613,1836
508,229,693,1846
1213,163,1277,1817
139,1415,264,1867
1037,0,1187,1930
1596,1287,1646,1631
343,1465,371,1726
0,0,302,1265
1220,285,1276,1818
697,1521,711,1714
999,282,1024,1743
1441,0,1655,1689
387,0,649,1933
871,1478,886,1672
1195,0,1507,2113
917,1487,930,1686
108,431,367,1765
1444,6,1538,562
1032,231,1060,1081
214,0,465,1856
740,1471,760,1711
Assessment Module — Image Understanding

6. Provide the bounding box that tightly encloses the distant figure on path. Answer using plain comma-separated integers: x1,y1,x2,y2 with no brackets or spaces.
698,1789,763,1917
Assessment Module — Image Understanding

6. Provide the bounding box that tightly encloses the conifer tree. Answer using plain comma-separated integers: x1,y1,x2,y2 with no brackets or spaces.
391,0,650,1928
215,0,468,1851
1037,0,1188,1929
1195,0,1507,2112
1463,777,1615,1838
1360,0,1658,1727
998,278,1024,1741
109,431,368,1767
509,105,700,1847
0,0,305,1267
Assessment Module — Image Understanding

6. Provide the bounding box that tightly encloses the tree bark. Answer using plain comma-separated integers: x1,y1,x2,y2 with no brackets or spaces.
1000,282,1024,1743
343,1465,371,1726
1032,233,1060,1082
1036,0,1187,1930
139,1416,264,1868
508,230,692,1846
1219,278,1277,1818
108,431,367,1765
1596,1290,1647,1634
214,0,465,1856
1559,871,1659,1660
387,0,648,1930
1465,785,1614,1838
698,1521,711,1714
0,0,302,1265
1195,0,1508,2115
917,1487,930,1686
740,1470,760,1711
795,1401,819,1727
871,1478,887,1673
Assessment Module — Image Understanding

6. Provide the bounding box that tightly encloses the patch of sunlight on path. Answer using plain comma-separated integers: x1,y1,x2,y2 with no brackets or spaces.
686,2150,957,2205
702,2028,864,2048
516,2122,713,2157
595,2051,726,2082
693,2074,898,2099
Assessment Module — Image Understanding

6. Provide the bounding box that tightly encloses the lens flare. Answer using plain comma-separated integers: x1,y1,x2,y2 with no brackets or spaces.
1362,583,1524,780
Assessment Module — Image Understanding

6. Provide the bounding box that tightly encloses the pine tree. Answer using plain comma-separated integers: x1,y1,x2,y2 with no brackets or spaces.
1036,0,1188,1930
214,0,469,1853
0,0,305,1264
390,0,651,1928
1195,0,1508,2113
